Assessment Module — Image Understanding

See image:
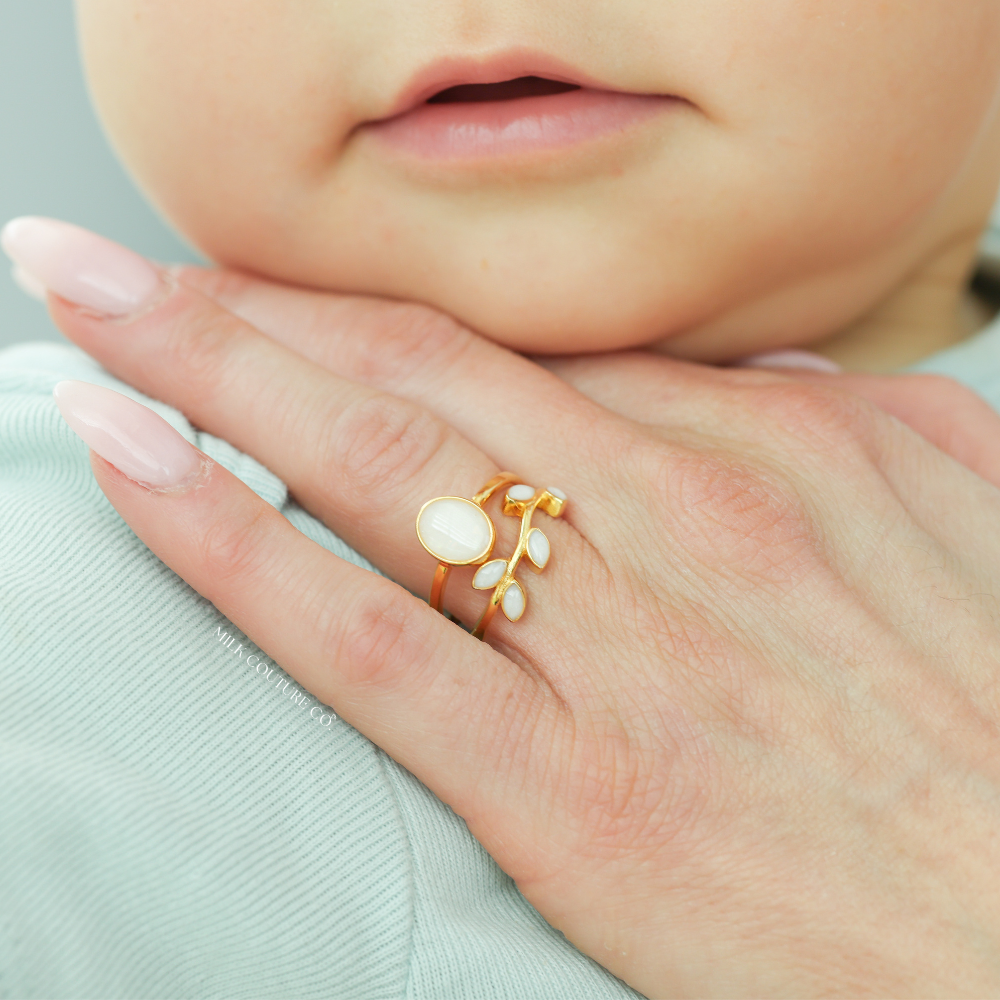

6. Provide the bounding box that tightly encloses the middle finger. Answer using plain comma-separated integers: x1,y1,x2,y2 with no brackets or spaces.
8,220,575,623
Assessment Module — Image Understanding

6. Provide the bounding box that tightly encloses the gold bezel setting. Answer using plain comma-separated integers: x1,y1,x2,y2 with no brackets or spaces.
415,474,568,640
414,495,496,567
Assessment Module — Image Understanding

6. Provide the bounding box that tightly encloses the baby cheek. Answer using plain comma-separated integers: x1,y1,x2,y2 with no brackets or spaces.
78,0,359,236
713,1,1000,217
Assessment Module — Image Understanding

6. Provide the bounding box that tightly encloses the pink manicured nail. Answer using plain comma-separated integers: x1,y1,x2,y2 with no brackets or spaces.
53,380,202,488
10,264,47,302
1,217,161,316
735,350,843,373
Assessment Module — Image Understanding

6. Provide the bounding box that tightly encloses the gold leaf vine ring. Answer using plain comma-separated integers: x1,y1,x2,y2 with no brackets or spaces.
414,472,567,640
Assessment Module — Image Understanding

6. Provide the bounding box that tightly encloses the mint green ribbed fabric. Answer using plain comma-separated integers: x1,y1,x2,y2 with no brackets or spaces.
0,343,639,1000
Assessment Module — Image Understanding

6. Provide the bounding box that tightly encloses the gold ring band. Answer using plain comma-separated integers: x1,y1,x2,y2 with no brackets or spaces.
415,472,567,640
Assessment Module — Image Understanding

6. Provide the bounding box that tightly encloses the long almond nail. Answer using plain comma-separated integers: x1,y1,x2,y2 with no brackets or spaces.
1,217,161,316
53,381,202,488
10,264,47,302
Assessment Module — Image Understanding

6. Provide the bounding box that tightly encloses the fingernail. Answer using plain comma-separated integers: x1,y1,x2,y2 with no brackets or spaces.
735,350,843,374
53,380,202,488
10,264,47,302
1,217,161,316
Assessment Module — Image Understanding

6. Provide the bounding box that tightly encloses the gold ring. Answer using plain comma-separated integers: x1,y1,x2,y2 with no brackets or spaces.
415,472,567,640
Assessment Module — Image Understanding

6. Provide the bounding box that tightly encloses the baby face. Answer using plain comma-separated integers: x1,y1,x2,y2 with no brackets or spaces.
77,0,1000,360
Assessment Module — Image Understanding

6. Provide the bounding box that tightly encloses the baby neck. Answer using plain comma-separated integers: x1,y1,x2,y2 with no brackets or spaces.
809,230,992,373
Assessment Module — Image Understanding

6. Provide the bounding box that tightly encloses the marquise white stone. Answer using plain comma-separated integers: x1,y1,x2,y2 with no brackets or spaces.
501,580,526,621
416,497,493,564
546,486,567,501
526,528,550,569
472,559,508,590
507,484,535,501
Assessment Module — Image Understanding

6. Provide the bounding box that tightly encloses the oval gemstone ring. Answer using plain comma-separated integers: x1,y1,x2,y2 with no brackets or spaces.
415,472,520,617
415,472,567,639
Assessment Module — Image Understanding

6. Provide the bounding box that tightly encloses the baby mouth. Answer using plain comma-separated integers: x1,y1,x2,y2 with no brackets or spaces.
426,76,582,104
365,74,677,162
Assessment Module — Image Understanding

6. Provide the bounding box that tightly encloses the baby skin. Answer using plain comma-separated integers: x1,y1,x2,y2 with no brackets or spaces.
75,0,1000,369
6,1,1000,996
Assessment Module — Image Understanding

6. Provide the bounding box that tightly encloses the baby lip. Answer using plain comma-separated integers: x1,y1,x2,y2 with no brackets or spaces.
367,87,678,162
378,50,613,122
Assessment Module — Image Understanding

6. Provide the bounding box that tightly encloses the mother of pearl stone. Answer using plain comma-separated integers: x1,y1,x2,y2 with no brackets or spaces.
501,580,526,621
526,528,550,569
507,484,535,501
473,559,508,590
416,497,494,565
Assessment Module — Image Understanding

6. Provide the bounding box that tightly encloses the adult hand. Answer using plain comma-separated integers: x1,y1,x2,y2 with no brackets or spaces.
174,267,1000,494
14,222,1000,998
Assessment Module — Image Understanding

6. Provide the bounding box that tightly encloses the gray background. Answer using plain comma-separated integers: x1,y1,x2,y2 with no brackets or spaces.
0,0,200,348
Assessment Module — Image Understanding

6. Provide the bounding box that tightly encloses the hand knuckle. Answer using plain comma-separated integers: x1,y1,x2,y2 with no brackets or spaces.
180,267,252,306
330,585,435,693
161,302,241,391
901,373,985,419
323,395,449,511
349,304,473,389
197,498,274,586
567,705,715,854
655,445,818,588
751,381,876,453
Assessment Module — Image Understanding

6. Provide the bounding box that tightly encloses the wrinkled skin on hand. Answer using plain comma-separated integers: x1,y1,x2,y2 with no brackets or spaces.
50,268,1000,998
